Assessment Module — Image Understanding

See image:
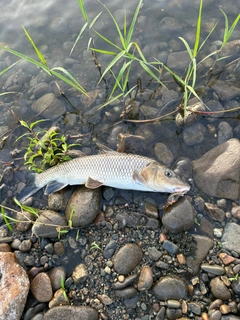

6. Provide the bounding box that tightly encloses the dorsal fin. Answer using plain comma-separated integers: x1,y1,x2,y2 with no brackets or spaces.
96,143,118,154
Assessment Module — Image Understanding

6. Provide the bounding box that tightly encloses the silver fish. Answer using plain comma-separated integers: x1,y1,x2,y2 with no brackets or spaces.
18,144,190,202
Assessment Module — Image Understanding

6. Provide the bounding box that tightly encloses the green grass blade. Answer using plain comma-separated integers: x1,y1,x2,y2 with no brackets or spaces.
0,60,21,76
89,47,118,56
127,42,147,62
98,93,124,109
110,60,132,96
92,29,122,51
22,26,47,65
220,8,229,45
179,37,193,59
98,50,126,83
126,0,143,46
139,60,164,86
70,21,88,55
98,0,126,49
77,0,88,22
51,67,87,95
89,11,102,28
1,207,13,231
193,0,202,57
198,21,218,52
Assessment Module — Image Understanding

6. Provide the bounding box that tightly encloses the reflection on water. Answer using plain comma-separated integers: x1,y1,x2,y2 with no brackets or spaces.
0,0,239,169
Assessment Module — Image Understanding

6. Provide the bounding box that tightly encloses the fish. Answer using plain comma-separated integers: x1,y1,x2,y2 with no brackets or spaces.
18,144,190,202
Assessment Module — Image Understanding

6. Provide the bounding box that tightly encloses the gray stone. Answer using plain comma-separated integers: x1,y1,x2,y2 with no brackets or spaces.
32,211,68,238
210,277,231,300
167,50,190,70
231,278,240,294
43,306,98,320
186,235,213,275
162,196,196,233
152,276,187,300
201,263,225,275
115,287,137,298
204,203,225,222
154,143,174,166
162,241,178,255
148,247,162,261
205,100,225,122
113,244,143,275
218,122,233,144
65,186,100,227
103,240,117,259
222,223,240,254
192,138,240,200
112,274,138,290
48,267,67,291
213,80,240,101
183,123,206,146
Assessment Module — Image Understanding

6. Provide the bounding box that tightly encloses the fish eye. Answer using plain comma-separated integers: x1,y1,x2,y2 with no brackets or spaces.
164,169,173,178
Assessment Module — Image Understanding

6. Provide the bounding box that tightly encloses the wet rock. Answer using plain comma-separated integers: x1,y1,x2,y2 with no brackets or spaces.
19,239,32,252
116,211,160,230
192,139,240,200
0,252,30,320
80,89,100,109
231,205,240,220
72,263,88,284
183,123,206,146
113,243,143,275
173,157,193,183
175,101,205,127
115,287,137,298
43,306,99,320
31,93,66,120
219,252,236,265
50,18,69,37
212,80,240,101
112,274,138,290
210,277,231,300
33,82,52,98
188,302,202,315
0,243,11,252
48,266,67,291
166,308,182,319
162,197,196,233
221,222,240,255
167,50,190,70
231,277,240,294
201,263,225,275
107,123,130,148
204,203,225,222
15,210,33,232
162,240,178,254
154,143,174,166
152,276,187,300
186,235,213,275
117,133,147,154
49,288,70,308
53,241,65,256
138,265,153,291
48,191,65,211
31,272,53,302
205,100,225,122
103,240,117,259
148,247,162,261
65,186,100,227
159,17,182,33
32,210,68,238
97,294,113,306
218,122,233,144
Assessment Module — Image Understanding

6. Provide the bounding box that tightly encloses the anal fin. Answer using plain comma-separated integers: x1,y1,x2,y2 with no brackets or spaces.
85,177,103,189
44,181,68,195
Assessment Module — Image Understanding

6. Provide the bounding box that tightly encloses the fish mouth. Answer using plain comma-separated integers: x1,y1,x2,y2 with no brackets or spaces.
173,185,190,193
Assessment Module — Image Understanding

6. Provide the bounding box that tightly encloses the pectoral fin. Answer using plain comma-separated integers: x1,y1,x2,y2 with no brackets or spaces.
45,181,68,195
85,177,103,189
133,169,146,185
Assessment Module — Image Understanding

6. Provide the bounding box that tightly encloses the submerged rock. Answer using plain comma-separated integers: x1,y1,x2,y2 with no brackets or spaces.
43,306,99,320
152,276,187,300
192,138,240,200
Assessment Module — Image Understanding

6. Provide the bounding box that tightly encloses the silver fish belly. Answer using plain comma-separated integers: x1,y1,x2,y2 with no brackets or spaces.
18,147,190,202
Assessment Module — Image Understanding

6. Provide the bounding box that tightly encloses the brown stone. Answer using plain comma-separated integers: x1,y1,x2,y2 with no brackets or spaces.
219,252,236,265
0,243,11,252
30,272,53,302
0,252,30,319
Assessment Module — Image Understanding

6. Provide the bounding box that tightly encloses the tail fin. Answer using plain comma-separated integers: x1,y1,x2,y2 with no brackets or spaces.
17,173,41,203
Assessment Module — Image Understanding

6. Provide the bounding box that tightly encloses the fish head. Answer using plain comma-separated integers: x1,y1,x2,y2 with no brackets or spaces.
141,163,190,193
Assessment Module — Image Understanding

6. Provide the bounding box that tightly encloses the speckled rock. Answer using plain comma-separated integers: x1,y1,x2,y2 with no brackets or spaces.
138,266,153,291
65,186,100,227
31,272,53,302
210,277,231,300
113,243,143,275
43,306,99,320
186,235,213,275
71,263,88,284
221,222,240,255
167,50,190,70
212,80,240,101
204,203,225,222
152,276,187,300
48,267,67,291
49,288,70,308
162,197,196,233
183,123,206,146
32,210,68,238
15,210,33,232
0,252,30,320
154,143,174,166
218,122,233,144
192,139,240,200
